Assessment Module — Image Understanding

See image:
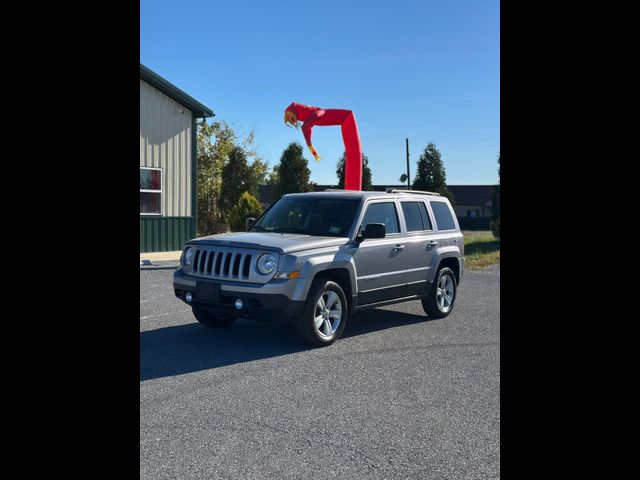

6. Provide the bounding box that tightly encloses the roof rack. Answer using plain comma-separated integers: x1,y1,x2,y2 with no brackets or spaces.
323,188,360,192
390,189,440,196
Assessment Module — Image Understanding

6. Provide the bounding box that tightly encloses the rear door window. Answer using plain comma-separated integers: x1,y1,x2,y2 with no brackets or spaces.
401,202,425,232
418,202,433,230
430,201,456,231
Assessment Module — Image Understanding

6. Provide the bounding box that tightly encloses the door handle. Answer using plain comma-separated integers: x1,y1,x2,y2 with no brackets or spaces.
427,241,439,247
393,244,405,251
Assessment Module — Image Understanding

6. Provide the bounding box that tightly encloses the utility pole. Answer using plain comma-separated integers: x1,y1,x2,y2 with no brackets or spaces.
405,138,411,189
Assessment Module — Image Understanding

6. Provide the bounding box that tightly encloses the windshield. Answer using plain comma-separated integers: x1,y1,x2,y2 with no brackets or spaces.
251,197,359,237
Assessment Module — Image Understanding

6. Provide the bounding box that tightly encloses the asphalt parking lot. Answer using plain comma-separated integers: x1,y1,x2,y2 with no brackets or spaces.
140,265,500,479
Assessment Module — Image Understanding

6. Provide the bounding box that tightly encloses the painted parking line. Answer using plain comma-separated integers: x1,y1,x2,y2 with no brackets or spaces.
140,296,164,303
140,309,191,320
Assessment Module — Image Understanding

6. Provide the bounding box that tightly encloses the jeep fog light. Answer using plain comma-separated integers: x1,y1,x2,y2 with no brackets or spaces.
275,271,300,279
234,299,244,310
185,292,193,303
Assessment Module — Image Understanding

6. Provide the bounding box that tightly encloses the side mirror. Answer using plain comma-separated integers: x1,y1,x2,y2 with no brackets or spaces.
245,217,256,231
361,223,386,240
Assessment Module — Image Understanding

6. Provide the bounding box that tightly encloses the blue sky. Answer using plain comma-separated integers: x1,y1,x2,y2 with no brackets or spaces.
141,0,499,186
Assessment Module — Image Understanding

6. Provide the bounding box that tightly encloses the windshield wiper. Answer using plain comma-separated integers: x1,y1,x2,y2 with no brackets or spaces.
273,227,308,234
248,225,267,232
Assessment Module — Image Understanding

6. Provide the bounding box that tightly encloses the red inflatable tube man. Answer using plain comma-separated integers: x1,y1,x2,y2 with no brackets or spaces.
284,102,363,191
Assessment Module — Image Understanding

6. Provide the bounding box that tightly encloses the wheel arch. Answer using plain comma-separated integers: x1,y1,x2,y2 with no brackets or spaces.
435,256,461,284
312,268,355,309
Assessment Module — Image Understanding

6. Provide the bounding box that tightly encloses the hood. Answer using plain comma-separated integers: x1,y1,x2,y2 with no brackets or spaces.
187,231,349,254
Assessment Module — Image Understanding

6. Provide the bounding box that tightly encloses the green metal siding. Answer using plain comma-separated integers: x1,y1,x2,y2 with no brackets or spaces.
140,217,196,252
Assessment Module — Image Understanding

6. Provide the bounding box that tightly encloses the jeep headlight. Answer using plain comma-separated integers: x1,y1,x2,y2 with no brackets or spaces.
183,246,194,266
257,253,277,275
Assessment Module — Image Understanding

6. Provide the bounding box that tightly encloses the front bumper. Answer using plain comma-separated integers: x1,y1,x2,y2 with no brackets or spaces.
173,269,304,321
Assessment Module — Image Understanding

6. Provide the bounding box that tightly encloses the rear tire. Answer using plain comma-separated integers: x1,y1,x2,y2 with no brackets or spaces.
192,306,237,328
295,279,348,347
422,267,457,318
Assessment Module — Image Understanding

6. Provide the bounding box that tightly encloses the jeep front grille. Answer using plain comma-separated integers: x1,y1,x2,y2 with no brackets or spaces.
193,250,252,279
186,246,277,283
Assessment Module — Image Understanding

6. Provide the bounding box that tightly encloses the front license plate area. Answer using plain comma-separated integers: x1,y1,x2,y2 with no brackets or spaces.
196,282,220,302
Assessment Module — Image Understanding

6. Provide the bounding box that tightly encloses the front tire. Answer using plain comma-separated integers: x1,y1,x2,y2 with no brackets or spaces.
422,267,457,318
192,306,237,328
295,279,348,347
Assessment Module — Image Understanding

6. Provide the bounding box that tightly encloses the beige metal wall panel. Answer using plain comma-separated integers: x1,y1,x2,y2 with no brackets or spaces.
140,79,192,217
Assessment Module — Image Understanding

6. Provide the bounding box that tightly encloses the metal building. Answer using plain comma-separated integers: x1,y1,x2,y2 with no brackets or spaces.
140,64,214,252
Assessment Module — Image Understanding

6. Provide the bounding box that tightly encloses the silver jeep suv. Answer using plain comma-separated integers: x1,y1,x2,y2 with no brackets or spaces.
173,189,464,346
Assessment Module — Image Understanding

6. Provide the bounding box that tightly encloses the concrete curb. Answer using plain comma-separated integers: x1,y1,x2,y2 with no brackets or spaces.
140,251,182,266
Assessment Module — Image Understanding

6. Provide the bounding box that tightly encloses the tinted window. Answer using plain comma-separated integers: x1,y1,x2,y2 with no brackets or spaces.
253,198,358,237
401,202,424,232
418,202,433,230
430,201,456,230
361,202,400,234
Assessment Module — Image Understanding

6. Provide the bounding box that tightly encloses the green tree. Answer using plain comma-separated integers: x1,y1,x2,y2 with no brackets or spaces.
228,192,265,232
218,147,248,216
412,142,455,205
248,158,269,196
197,119,267,234
335,152,373,190
266,164,279,186
219,147,268,219
273,142,312,200
197,120,236,235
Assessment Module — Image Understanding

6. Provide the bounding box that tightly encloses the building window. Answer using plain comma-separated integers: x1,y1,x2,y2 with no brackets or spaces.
467,210,480,218
140,167,162,215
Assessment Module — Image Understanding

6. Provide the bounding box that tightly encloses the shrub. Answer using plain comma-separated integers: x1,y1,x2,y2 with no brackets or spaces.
228,192,264,232
490,216,500,239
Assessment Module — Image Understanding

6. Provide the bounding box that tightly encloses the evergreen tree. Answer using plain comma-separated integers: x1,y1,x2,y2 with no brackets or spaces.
218,146,267,219
218,146,250,217
412,142,454,205
228,192,264,232
273,142,312,199
335,152,373,190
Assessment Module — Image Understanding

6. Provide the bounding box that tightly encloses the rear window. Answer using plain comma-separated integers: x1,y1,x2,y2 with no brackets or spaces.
430,201,456,230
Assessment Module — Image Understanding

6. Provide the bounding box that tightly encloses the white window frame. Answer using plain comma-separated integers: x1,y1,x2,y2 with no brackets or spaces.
140,167,163,216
